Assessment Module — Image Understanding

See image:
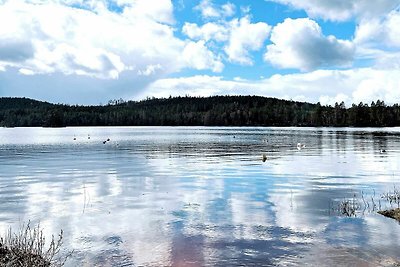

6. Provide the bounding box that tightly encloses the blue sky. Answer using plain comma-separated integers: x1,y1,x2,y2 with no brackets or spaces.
0,0,399,105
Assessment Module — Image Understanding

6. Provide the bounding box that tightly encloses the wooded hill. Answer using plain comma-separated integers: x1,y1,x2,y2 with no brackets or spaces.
0,96,399,127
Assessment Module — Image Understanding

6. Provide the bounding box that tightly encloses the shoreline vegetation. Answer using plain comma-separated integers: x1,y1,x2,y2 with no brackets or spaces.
335,187,400,223
0,222,68,267
1,96,400,128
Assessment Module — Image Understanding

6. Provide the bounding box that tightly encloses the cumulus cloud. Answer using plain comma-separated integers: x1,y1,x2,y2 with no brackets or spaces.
0,0,187,80
264,18,355,71
268,0,400,21
182,41,224,73
194,0,236,19
353,10,400,69
1,0,398,106
221,2,236,17
385,11,400,47
0,0,230,104
182,22,229,42
225,16,271,65
117,0,175,24
140,68,400,106
183,16,271,66
355,11,400,48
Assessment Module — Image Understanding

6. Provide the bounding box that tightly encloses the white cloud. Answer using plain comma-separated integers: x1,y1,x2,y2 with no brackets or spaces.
221,2,236,17
224,16,271,65
182,41,224,73
354,10,400,69
352,69,400,104
240,5,251,14
194,0,219,18
374,52,400,69
0,0,227,80
140,68,400,106
0,0,185,80
140,75,234,98
0,0,230,104
355,10,400,48
319,93,349,106
182,22,229,42
137,64,162,76
183,16,271,66
268,0,400,21
1,0,398,106
18,68,35,75
194,0,236,19
264,18,355,71
354,18,383,46
118,0,175,24
385,11,400,46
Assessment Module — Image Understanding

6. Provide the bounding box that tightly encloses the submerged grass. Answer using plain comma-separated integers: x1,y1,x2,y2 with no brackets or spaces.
338,198,361,217
333,191,378,217
381,187,400,208
0,222,69,267
332,186,400,223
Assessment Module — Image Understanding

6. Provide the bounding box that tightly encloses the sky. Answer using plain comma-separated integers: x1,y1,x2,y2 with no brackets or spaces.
0,0,399,105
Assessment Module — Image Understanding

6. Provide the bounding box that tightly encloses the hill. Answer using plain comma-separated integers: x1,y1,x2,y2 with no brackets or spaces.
0,96,399,127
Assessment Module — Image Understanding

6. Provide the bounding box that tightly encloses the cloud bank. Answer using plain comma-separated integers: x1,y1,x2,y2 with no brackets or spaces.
0,0,399,106
141,68,400,106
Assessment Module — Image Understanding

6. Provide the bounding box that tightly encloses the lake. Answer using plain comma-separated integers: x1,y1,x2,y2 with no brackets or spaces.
1,127,400,266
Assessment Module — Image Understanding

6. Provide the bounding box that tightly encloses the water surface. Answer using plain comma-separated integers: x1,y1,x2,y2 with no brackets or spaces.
1,127,400,266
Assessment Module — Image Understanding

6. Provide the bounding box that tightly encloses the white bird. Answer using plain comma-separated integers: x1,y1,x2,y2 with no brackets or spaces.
297,143,306,150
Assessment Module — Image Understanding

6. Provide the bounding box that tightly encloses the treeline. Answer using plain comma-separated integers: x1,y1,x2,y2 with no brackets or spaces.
0,96,400,127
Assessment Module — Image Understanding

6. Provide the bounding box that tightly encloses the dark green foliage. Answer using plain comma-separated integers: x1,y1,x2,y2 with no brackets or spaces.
0,96,399,127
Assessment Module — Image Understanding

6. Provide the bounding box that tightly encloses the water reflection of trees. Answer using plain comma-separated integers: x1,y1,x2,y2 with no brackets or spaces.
2,128,400,266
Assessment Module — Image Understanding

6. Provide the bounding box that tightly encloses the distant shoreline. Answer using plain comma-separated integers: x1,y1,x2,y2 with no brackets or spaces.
1,96,399,128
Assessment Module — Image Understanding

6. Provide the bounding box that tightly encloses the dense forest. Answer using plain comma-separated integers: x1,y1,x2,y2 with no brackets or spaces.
0,96,400,127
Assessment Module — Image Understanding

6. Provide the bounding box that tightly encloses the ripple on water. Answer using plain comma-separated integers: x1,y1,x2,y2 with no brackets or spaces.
1,127,400,266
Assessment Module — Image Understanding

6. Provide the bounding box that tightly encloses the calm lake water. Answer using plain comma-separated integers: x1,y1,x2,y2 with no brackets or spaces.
1,127,400,266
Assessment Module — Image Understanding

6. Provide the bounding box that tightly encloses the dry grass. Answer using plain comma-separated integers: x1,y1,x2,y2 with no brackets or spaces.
381,187,400,208
0,222,69,267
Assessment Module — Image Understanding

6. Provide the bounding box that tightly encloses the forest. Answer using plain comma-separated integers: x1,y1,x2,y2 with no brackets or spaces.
0,96,399,127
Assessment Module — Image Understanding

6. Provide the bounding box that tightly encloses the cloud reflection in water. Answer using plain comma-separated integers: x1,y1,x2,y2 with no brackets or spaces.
0,127,400,266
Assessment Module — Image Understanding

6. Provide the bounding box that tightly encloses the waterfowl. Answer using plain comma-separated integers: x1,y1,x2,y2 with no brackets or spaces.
262,154,267,162
297,143,306,150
